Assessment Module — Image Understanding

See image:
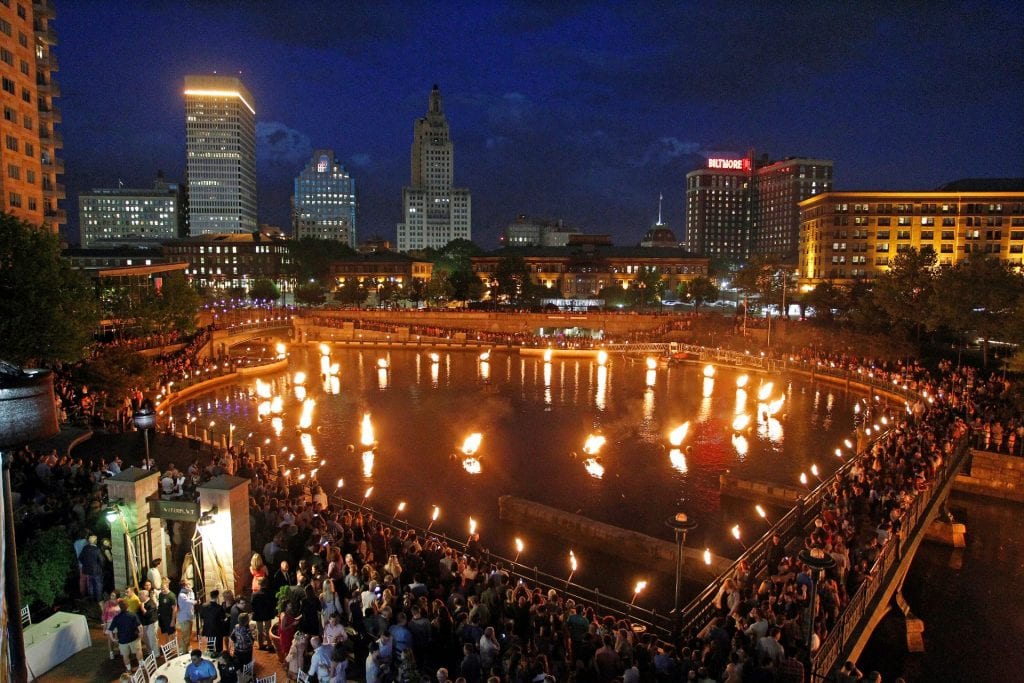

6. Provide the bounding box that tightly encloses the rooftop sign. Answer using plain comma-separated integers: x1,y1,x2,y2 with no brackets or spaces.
707,158,750,171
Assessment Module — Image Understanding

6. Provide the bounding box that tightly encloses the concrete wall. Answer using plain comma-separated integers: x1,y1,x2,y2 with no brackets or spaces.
954,450,1024,502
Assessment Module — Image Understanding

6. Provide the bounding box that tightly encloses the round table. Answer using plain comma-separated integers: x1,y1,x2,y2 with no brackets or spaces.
152,652,220,682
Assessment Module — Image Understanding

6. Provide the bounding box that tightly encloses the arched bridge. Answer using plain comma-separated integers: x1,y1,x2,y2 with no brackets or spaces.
205,315,294,358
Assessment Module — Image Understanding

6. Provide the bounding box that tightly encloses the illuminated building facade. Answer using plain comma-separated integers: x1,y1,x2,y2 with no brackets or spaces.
397,85,471,252
0,0,63,233
328,252,433,290
685,154,832,264
798,184,1024,287
293,149,357,246
184,75,257,235
503,215,581,247
78,175,182,248
163,230,290,292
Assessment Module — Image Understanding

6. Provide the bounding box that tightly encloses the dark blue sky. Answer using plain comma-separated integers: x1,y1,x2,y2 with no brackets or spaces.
58,1,1024,247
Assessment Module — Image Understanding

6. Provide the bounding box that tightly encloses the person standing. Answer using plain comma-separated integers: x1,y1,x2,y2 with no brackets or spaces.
108,599,143,673
199,590,226,654
177,579,198,652
147,558,163,591
251,578,276,652
157,577,176,646
78,534,104,613
138,589,159,657
230,613,255,666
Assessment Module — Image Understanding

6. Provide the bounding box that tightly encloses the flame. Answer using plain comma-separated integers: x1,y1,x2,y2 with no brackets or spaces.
543,348,552,362
293,372,306,386
275,342,287,357
461,433,483,456
732,434,748,456
736,374,749,388
336,478,344,489
584,458,604,478
732,414,750,432
480,361,490,381
515,537,524,553
462,457,482,474
811,464,820,477
300,432,316,458
270,396,283,414
255,379,272,399
703,364,715,378
298,398,315,430
377,358,389,369
360,413,375,446
757,382,774,401
363,486,373,499
800,472,808,486
294,386,307,401
319,343,330,356
479,350,491,361
731,524,741,540
646,357,658,370
669,423,689,447
596,350,608,366
835,448,843,458
431,506,440,521
756,504,767,519
469,517,477,535
258,401,271,417
703,548,712,565
396,501,406,514
766,396,785,415
669,448,688,474
582,434,606,455
844,439,854,449
429,352,440,363
569,550,578,572
320,355,331,375
634,580,647,594
271,417,283,436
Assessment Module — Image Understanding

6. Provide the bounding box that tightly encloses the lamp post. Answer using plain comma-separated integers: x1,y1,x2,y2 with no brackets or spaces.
133,406,156,464
798,548,836,653
666,512,698,612
0,363,59,683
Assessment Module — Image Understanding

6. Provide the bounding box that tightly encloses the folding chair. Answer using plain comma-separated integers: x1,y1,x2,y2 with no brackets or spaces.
142,652,158,679
255,674,277,683
20,606,30,627
240,660,255,683
160,639,179,662
205,636,218,655
131,669,146,683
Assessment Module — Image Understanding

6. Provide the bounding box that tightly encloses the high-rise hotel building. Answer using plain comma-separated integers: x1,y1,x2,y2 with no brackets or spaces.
685,154,832,264
184,75,257,235
396,85,471,252
0,0,63,234
798,182,1024,287
292,149,357,246
79,175,182,248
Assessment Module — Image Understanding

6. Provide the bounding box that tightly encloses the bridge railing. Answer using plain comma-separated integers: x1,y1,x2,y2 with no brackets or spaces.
219,314,293,334
811,436,971,678
327,493,677,636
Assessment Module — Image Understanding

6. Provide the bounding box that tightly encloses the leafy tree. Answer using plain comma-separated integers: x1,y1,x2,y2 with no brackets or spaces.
75,346,159,398
448,268,485,302
493,254,531,302
430,238,483,274
377,281,401,306
149,271,200,336
0,213,100,365
600,285,629,308
294,282,327,307
407,278,427,306
871,247,936,345
927,253,1024,366
425,273,454,304
732,256,781,304
679,275,720,312
336,278,368,306
17,526,75,611
287,238,356,285
804,281,845,325
631,267,664,307
248,278,281,303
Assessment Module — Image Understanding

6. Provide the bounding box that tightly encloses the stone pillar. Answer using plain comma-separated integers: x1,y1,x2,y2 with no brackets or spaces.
107,468,164,591
196,475,251,595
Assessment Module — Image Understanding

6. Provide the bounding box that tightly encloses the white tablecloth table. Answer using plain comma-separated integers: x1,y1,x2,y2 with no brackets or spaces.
153,652,221,682
23,611,91,678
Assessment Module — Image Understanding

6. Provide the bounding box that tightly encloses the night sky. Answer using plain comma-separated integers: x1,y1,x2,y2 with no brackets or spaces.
58,1,1024,248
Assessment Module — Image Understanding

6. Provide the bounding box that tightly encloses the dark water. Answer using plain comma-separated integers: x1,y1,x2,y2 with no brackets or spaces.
860,493,1024,682
171,347,866,601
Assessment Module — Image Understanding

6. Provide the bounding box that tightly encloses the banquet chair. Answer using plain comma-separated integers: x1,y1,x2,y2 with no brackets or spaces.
160,639,179,662
20,606,30,627
239,660,255,683
131,669,146,683
205,636,218,655
142,652,158,679
255,674,277,683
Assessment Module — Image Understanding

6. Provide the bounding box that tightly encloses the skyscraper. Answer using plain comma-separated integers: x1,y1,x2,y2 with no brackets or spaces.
184,75,256,235
292,149,357,246
0,0,63,234
396,85,471,252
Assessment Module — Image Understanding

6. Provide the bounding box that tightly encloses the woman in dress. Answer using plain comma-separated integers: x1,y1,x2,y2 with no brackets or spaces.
101,590,120,660
250,553,268,593
277,601,298,664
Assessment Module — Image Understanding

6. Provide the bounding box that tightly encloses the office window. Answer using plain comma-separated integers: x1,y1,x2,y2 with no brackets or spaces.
4,135,17,151
1,77,14,94
6,164,18,179
8,192,21,207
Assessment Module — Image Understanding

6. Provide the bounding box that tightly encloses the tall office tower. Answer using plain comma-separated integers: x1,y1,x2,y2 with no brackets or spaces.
292,149,357,246
184,75,256,235
752,157,832,258
685,157,753,264
0,0,64,234
396,85,471,252
79,175,181,248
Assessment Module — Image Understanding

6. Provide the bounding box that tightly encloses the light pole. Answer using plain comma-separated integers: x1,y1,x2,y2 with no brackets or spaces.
666,512,698,612
133,406,156,464
798,548,836,654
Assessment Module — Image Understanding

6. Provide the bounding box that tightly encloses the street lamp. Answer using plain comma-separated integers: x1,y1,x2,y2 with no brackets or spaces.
133,406,156,464
798,548,836,653
666,512,698,612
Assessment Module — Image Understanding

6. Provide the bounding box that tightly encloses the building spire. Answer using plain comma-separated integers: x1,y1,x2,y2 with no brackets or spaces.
657,193,664,226
429,84,443,115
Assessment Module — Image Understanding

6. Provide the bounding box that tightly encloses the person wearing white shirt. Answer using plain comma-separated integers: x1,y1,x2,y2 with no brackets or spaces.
176,580,197,652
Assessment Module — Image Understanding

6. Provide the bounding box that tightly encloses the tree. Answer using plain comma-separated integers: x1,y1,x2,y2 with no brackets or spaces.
871,247,936,345
294,282,327,307
928,253,1024,366
407,278,427,307
631,267,664,307
599,285,629,308
287,238,355,285
493,254,531,302
17,526,75,611
149,271,200,337
248,278,281,303
336,278,368,306
74,346,159,398
804,281,845,325
425,273,454,304
679,275,720,313
448,268,485,302
0,213,101,365
377,281,401,307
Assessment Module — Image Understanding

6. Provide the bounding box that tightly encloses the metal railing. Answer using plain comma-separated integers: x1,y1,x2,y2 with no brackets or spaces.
327,493,676,637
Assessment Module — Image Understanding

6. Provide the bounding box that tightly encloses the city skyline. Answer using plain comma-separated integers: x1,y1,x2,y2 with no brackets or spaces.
57,1,1023,247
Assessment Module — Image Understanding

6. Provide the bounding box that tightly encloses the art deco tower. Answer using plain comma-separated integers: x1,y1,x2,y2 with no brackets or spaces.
396,85,471,251
184,75,257,234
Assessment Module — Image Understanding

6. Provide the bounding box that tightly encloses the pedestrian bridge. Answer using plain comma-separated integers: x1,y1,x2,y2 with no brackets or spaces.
205,315,294,358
